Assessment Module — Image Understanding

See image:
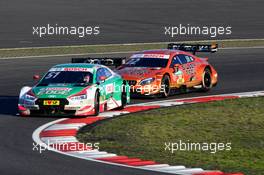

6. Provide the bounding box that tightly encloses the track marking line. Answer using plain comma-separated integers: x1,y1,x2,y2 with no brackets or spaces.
3,38,264,50
1,46,264,60
41,136,78,144
44,123,86,131
2,38,264,60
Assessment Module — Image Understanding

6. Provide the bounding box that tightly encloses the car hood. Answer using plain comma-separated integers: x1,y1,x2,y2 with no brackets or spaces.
117,67,162,80
32,84,88,99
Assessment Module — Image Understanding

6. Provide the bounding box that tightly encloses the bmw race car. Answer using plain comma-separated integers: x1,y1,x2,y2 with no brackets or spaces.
18,58,130,116
117,43,218,97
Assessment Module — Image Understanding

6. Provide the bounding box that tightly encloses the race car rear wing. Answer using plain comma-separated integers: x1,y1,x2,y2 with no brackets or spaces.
167,43,218,55
71,57,126,68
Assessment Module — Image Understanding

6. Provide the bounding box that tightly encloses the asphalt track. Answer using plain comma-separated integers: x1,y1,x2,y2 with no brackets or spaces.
0,47,264,175
1,0,264,48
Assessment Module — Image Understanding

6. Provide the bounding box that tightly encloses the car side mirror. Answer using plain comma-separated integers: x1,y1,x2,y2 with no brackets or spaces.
99,76,107,82
173,64,180,73
33,75,40,81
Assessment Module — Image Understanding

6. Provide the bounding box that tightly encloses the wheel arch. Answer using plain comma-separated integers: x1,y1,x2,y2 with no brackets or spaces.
163,73,171,80
19,86,31,98
204,65,212,73
160,72,171,88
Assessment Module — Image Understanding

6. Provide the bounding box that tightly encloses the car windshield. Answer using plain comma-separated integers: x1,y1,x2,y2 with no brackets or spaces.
124,58,168,68
38,71,93,86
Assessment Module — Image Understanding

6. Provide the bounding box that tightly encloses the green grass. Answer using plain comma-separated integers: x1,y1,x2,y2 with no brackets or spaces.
1,39,264,58
77,97,264,175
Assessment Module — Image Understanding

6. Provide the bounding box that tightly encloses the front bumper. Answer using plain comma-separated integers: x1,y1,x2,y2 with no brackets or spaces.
126,79,162,96
18,98,95,117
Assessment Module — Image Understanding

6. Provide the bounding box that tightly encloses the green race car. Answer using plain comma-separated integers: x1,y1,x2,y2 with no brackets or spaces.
18,58,130,116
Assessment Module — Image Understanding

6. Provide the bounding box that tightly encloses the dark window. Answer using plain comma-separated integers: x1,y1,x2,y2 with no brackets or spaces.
96,68,112,82
96,68,105,82
177,54,188,64
170,56,181,67
125,58,169,68
184,55,194,63
39,71,93,85
103,68,112,78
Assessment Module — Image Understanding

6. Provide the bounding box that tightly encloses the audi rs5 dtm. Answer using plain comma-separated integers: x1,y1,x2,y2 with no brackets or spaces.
18,59,130,116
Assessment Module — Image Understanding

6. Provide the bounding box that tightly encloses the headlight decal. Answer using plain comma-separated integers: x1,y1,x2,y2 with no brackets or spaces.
24,90,37,101
139,78,155,86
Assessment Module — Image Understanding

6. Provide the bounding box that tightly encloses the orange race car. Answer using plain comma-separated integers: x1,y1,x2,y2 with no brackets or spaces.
117,43,218,97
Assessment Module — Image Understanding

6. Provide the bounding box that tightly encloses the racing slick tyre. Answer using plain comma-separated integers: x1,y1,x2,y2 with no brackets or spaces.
160,75,171,98
94,90,100,116
201,68,212,92
117,83,127,109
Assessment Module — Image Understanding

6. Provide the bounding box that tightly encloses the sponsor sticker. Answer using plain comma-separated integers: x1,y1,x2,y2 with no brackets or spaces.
131,54,170,59
45,88,72,91
63,67,91,72
105,84,114,94
43,100,60,106
49,67,92,72
37,88,72,95
173,70,185,84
